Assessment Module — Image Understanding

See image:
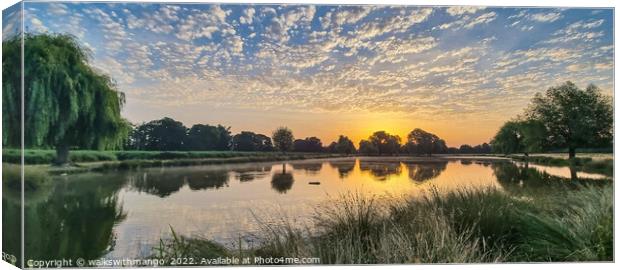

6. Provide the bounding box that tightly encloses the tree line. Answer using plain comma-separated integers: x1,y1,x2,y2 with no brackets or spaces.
123,118,492,156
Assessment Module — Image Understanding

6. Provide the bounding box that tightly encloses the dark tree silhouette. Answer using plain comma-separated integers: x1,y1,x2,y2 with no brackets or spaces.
406,128,446,156
272,127,294,153
186,124,232,151
293,137,323,152
231,131,274,151
129,117,188,151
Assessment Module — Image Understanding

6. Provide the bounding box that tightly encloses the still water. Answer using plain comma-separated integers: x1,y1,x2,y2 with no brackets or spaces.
3,157,610,261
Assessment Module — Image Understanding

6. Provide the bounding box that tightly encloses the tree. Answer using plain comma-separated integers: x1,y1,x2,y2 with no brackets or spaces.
231,131,273,151
186,124,232,151
490,121,523,155
335,135,356,155
137,117,187,151
368,131,401,155
491,119,549,156
2,33,129,165
527,81,612,159
293,137,323,152
359,139,379,155
459,144,474,154
406,128,445,156
272,127,294,153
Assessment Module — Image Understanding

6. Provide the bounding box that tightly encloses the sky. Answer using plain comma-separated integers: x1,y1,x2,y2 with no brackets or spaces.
2,2,614,147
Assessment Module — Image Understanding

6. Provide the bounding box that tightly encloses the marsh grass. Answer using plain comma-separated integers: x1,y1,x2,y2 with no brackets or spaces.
153,227,230,264
154,185,612,264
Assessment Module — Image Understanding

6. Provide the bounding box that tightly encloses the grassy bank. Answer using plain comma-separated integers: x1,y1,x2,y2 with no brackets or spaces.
153,185,612,264
15,153,344,175
2,164,50,191
3,149,323,165
509,155,613,177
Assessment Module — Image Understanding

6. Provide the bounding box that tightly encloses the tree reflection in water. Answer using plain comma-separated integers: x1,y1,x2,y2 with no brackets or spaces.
328,160,355,178
403,161,448,183
271,164,294,193
186,171,229,190
232,166,271,182
21,174,127,261
291,163,323,175
491,161,611,197
358,161,402,181
128,170,231,196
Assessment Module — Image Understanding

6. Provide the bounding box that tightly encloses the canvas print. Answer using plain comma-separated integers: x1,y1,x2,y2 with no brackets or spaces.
1,1,614,268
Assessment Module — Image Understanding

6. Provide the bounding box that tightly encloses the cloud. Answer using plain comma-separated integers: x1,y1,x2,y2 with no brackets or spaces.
239,7,255,24
30,17,48,32
21,3,612,127
48,3,69,16
529,12,562,22
464,12,496,29
439,11,496,30
446,6,485,16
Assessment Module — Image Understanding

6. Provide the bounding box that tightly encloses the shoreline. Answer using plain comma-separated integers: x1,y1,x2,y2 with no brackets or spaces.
3,153,611,177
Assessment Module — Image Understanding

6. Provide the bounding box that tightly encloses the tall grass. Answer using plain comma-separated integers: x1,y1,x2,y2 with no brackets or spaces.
153,227,230,264
154,185,613,264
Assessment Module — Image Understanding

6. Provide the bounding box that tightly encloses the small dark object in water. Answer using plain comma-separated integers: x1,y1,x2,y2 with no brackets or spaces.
308,181,321,185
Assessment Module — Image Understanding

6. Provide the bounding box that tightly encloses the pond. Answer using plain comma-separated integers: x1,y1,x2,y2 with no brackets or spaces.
3,157,611,262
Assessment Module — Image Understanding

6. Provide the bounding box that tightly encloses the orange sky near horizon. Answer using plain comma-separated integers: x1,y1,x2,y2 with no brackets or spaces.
124,103,507,148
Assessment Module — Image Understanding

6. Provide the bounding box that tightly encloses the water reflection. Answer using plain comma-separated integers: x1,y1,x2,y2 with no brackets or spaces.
187,171,230,190
129,170,231,196
23,174,126,261
460,160,473,165
271,164,294,193
291,163,323,175
232,166,271,182
358,161,402,181
328,160,355,178
404,161,448,183
492,161,611,197
3,157,610,263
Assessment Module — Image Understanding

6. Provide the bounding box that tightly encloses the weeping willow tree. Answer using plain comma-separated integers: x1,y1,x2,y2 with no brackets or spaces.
2,33,130,165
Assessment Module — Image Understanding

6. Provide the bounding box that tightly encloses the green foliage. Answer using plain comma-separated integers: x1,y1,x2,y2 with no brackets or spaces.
186,124,232,151
527,81,612,158
513,186,613,261
272,127,294,153
491,119,547,155
127,117,188,151
2,33,130,154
